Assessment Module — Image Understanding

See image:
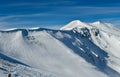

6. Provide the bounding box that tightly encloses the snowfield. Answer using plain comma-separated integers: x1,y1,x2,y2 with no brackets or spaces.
0,20,120,77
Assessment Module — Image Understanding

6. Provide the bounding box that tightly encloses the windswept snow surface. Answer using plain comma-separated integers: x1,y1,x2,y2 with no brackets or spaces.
0,20,120,77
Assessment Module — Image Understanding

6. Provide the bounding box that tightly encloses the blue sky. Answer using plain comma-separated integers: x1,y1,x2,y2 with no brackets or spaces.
0,0,120,29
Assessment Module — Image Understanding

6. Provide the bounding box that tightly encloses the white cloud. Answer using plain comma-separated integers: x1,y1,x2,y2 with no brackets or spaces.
0,13,54,21
57,6,120,16
0,1,74,7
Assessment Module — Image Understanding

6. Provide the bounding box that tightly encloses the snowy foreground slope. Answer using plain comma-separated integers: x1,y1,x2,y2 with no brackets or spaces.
0,20,120,77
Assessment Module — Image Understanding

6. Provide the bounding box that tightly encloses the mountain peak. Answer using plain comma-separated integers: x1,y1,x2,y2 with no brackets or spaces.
91,21,103,25
60,20,88,30
70,20,83,24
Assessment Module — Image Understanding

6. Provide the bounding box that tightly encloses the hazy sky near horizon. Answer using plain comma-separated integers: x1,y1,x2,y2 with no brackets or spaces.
0,0,120,29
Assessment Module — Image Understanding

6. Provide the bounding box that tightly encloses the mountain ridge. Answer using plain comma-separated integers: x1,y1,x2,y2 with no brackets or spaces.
0,20,120,77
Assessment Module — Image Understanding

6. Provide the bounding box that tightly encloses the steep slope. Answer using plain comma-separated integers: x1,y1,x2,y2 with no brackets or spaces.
0,20,120,77
61,20,120,76
0,28,109,77
90,21,120,73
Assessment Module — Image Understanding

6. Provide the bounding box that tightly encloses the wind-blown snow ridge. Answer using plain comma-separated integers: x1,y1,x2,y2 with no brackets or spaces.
0,20,120,77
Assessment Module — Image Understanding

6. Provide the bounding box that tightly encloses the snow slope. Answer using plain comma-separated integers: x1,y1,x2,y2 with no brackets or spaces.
0,20,120,77
90,21,120,73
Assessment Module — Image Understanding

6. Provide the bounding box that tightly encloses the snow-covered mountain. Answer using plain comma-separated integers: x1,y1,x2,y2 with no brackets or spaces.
0,20,120,77
60,20,89,30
